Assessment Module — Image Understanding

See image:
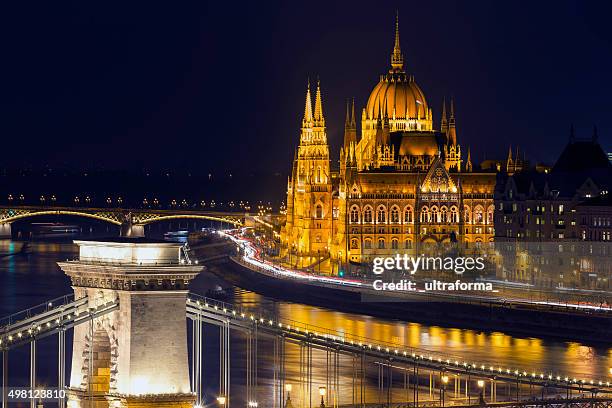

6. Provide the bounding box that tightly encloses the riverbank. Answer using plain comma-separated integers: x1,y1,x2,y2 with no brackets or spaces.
207,255,612,344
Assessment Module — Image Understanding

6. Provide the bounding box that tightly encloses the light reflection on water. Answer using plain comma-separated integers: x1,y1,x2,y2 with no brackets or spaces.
230,288,611,380
0,240,611,407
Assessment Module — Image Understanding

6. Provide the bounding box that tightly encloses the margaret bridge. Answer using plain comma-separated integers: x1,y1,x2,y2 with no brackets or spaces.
0,205,249,238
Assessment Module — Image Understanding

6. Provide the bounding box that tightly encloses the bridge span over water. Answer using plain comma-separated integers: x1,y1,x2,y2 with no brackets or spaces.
2,291,612,408
0,205,247,237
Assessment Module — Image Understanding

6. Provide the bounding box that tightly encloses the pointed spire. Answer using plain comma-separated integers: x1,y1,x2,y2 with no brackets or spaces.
466,147,473,172
515,146,519,163
447,97,457,146
345,99,351,127
507,145,513,162
344,98,357,148
390,12,404,71
303,80,313,125
314,78,324,123
441,98,448,134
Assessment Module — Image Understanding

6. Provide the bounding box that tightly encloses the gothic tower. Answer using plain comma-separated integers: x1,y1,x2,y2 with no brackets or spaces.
282,81,333,265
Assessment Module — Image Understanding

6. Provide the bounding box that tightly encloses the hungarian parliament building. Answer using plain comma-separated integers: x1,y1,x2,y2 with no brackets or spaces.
281,16,496,265
280,16,612,288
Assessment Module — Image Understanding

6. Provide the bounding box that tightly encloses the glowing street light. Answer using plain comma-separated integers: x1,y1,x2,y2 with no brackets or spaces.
477,380,485,404
285,384,293,408
441,375,449,407
319,386,326,408
216,396,226,406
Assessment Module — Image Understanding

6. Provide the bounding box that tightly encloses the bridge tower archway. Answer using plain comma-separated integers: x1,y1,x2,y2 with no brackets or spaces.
60,239,204,408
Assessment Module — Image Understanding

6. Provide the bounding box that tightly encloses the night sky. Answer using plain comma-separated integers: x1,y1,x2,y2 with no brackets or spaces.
2,1,612,175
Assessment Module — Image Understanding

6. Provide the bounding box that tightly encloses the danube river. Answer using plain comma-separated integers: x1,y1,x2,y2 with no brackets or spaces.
1,240,611,406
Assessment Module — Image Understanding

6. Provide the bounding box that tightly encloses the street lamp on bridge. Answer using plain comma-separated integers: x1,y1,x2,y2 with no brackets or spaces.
477,379,485,404
285,384,293,408
441,375,449,407
319,386,326,408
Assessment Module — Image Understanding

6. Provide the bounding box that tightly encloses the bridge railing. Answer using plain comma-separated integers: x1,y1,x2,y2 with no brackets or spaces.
0,293,76,328
186,293,612,392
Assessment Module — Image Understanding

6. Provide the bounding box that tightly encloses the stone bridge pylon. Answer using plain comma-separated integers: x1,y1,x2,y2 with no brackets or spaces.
58,238,203,408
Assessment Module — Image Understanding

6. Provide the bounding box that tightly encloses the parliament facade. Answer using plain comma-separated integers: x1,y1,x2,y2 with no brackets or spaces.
281,17,496,267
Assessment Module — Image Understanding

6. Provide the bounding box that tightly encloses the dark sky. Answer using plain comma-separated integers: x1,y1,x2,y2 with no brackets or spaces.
2,1,612,174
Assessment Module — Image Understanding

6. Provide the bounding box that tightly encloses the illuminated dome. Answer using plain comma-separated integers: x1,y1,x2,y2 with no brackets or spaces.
366,72,428,120
362,15,433,132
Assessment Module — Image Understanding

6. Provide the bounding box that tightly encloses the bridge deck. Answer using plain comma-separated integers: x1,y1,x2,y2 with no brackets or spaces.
0,295,119,350
186,294,612,394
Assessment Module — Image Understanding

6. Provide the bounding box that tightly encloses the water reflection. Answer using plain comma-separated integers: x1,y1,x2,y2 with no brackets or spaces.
231,289,610,379
0,239,610,406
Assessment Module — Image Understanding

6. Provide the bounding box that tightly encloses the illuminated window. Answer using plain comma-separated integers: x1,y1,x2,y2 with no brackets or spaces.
350,206,360,223
350,238,359,249
450,206,459,223
440,206,448,223
474,206,484,224
431,206,439,223
364,239,372,249
464,206,471,223
315,204,323,219
420,207,429,223
390,206,400,223
377,206,387,223
391,239,399,249
378,238,385,249
364,207,373,223
404,206,413,223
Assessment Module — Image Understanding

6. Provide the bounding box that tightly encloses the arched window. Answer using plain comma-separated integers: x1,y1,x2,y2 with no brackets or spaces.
315,204,323,219
450,206,459,223
377,206,387,223
440,206,448,223
487,205,494,225
404,206,413,223
378,238,385,249
464,206,471,223
474,206,484,224
431,206,439,223
420,207,429,223
391,239,399,249
404,239,412,249
317,167,322,183
350,238,359,249
350,206,360,223
364,238,372,249
390,206,400,223
364,206,373,223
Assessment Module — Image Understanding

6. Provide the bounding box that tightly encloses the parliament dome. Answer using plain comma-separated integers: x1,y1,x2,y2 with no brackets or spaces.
362,14,432,131
366,73,428,120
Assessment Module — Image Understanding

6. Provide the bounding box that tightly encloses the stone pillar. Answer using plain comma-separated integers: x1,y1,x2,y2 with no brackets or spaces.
120,223,145,238
59,239,203,408
0,223,11,238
